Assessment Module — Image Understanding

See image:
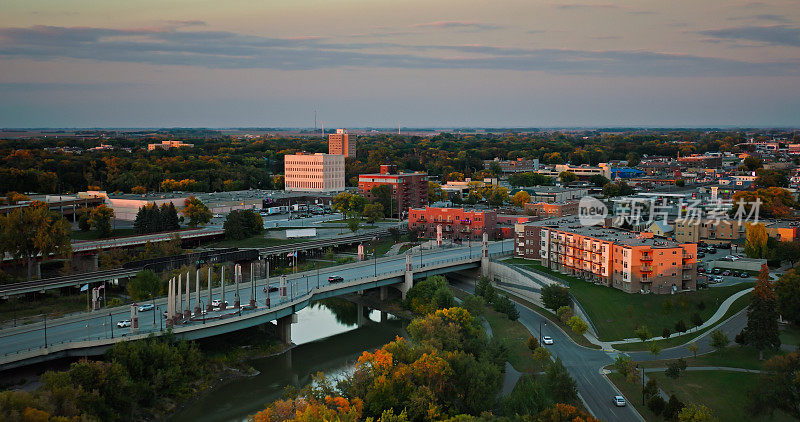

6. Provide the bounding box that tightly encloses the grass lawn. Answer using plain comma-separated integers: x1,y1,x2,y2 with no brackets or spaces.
451,288,542,373
613,293,751,351
70,228,136,241
504,258,753,342
779,323,800,346
649,370,795,422
635,345,784,371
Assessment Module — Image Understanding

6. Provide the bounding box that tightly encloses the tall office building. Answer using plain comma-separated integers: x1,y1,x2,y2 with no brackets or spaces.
328,129,356,158
284,153,345,192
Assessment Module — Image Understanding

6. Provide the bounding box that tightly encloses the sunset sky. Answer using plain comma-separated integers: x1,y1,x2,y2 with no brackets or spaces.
1,0,799,127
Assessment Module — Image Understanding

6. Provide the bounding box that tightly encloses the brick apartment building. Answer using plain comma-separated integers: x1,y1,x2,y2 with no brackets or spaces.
409,207,498,240
284,152,345,193
358,165,428,217
524,201,579,218
516,216,698,294
328,129,356,158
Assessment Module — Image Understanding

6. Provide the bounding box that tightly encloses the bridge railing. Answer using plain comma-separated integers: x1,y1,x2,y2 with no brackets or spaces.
0,250,496,360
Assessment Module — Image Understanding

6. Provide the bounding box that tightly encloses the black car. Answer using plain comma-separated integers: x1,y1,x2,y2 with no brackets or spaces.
263,286,279,293
697,251,706,258
712,268,721,275
328,275,344,283
707,247,717,254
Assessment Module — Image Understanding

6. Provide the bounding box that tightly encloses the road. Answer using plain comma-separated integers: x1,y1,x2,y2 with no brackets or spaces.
452,276,753,422
0,239,513,359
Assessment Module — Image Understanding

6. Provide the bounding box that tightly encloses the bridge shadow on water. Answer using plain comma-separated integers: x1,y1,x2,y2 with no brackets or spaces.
170,299,405,422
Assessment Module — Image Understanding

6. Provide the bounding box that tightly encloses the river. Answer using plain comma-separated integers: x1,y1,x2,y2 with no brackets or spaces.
169,299,405,422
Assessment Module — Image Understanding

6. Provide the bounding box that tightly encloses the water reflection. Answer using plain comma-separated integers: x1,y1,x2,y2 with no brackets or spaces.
170,299,403,422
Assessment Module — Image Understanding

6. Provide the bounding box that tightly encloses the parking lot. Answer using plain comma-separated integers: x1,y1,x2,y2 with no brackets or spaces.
696,243,756,287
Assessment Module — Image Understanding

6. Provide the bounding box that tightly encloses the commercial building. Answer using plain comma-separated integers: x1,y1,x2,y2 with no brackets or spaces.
408,207,498,240
483,158,539,173
328,129,356,158
537,163,612,180
147,140,194,151
358,165,428,217
522,186,588,203
675,218,799,244
284,153,345,193
515,216,698,294
524,201,579,218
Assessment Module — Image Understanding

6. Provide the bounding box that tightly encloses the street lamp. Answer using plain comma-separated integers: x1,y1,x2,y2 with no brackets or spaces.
150,294,156,328
43,313,47,348
539,320,546,345
109,313,114,339
373,249,377,277
636,364,645,405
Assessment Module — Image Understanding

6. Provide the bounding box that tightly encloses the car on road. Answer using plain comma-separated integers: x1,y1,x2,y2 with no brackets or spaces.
328,275,344,283
542,336,554,345
712,268,721,275
138,304,154,312
613,396,627,407
697,251,705,258
211,299,229,308
263,286,279,293
722,270,731,276
116,320,131,328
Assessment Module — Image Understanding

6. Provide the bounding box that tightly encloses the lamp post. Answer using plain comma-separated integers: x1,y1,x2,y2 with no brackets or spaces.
373,249,377,278
43,313,47,348
636,364,645,405
539,320,546,345
150,294,156,328
109,313,114,339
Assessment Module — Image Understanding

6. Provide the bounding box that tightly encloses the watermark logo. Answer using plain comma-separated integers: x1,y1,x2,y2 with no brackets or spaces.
579,196,608,227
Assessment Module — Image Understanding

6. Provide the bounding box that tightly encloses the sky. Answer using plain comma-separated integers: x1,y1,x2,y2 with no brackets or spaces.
1,0,799,128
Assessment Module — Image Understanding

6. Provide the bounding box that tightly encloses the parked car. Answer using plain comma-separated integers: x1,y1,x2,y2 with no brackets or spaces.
739,272,749,278
698,241,708,248
723,255,740,261
722,270,732,276
613,396,627,407
719,243,732,249
542,336,554,345
328,275,344,283
116,320,131,328
710,275,724,284
708,247,717,254
712,268,721,275
697,252,706,258
697,267,705,273
138,303,154,312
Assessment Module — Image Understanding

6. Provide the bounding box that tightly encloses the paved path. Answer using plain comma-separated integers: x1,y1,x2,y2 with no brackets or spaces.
500,362,523,397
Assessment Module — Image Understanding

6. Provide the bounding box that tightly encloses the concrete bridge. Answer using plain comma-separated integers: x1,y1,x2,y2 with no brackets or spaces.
0,237,513,370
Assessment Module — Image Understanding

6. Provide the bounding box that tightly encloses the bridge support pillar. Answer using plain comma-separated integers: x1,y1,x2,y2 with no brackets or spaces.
380,285,388,301
91,254,98,272
401,252,414,299
277,314,293,345
481,232,490,278
35,261,41,279
357,304,367,327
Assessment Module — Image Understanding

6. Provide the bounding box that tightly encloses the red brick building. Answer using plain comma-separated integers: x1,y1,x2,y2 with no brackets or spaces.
358,165,428,217
408,207,498,240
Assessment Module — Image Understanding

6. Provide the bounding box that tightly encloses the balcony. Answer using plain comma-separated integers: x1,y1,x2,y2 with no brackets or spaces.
683,254,693,260
683,273,693,280
641,265,654,272
641,254,653,262
683,265,693,270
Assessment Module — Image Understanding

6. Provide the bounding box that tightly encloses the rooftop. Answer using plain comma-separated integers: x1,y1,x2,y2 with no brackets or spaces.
525,215,686,248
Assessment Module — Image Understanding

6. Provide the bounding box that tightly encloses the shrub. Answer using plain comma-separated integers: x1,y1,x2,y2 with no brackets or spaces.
526,336,540,351
541,284,571,311
675,319,687,333
664,395,685,420
691,312,704,327
556,305,573,322
662,327,671,339
643,378,659,400
647,395,667,416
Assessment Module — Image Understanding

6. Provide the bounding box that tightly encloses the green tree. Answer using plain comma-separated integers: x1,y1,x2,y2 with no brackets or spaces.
361,203,384,224
566,315,588,335
461,294,486,317
475,276,498,304
532,346,551,366
347,218,360,233
559,171,577,184
662,327,671,339
0,202,72,279
499,375,552,417
557,305,573,322
664,395,685,420
159,203,180,231
648,341,663,357
428,181,444,203
545,358,578,403
182,196,212,228
526,336,540,351
743,264,781,360
370,185,394,217
332,191,353,218
747,351,800,419
686,342,699,358
493,295,519,321
588,174,610,187
223,209,264,240
710,329,730,352
679,403,717,422
675,319,688,333
648,395,667,416
665,360,683,379
127,270,164,301
775,269,800,325
634,325,651,343
626,152,641,167
78,209,91,232
88,204,115,237
690,312,704,328
541,284,571,311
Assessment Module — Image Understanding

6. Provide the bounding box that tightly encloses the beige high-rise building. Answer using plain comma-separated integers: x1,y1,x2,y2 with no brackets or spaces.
284,153,345,192
328,129,356,158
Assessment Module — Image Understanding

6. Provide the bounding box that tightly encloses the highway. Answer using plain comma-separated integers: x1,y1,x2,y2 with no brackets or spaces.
0,240,512,360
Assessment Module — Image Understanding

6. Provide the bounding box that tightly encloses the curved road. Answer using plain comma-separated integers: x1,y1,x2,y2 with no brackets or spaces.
452,278,750,422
